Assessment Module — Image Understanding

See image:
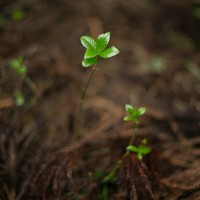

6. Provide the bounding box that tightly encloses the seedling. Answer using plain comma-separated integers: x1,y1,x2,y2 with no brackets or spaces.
124,104,146,124
77,34,151,198
9,56,27,75
75,32,119,138
102,104,151,198
126,138,151,160
124,104,151,159
9,56,37,106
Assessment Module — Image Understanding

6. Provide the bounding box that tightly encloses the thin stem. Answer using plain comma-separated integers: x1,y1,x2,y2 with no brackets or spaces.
103,124,138,183
80,64,97,114
128,124,138,146
75,64,98,139
24,75,37,93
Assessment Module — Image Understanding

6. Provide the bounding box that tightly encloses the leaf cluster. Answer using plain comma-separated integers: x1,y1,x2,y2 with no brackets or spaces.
126,139,151,160
9,56,27,75
80,32,120,67
123,104,146,124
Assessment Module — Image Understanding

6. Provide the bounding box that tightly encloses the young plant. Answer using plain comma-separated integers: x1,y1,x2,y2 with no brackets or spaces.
9,56,27,74
75,32,120,138
101,104,151,198
9,56,37,106
124,104,151,159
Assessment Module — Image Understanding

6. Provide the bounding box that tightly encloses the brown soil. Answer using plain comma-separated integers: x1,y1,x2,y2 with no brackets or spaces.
0,0,200,199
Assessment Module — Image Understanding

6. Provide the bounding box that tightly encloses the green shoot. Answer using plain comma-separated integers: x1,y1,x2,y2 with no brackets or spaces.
9,56,27,75
9,56,37,106
123,104,150,157
75,32,119,138
102,104,151,197
126,138,151,160
123,104,146,124
13,89,25,107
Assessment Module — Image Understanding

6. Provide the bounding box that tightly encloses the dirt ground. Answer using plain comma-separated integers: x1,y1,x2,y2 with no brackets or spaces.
0,0,200,199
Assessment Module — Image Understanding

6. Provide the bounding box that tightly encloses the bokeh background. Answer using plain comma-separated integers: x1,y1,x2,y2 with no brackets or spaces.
1,0,200,199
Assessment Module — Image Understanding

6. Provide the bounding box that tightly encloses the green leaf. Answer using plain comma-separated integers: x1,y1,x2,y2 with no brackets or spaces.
123,116,135,121
125,104,134,115
9,57,27,75
126,145,138,152
137,152,143,160
17,65,27,74
95,32,110,54
84,48,97,59
142,138,147,145
100,46,120,59
80,36,96,49
14,89,25,106
9,59,20,69
82,57,98,67
127,144,151,160
138,146,151,154
137,107,146,116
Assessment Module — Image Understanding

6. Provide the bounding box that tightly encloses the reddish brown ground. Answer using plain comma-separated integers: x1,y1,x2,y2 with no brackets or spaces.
0,0,200,199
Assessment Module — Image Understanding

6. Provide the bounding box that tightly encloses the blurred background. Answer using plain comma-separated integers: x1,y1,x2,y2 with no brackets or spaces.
0,0,200,199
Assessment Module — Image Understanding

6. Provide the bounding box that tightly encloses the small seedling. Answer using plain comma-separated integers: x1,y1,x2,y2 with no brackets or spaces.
75,32,119,138
102,104,151,198
124,104,146,124
126,138,151,160
9,56,27,75
9,56,37,106
123,104,151,159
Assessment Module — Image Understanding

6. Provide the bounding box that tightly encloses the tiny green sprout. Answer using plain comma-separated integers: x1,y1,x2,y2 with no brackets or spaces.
126,139,151,160
80,32,120,67
9,56,37,106
13,89,25,106
9,56,27,75
11,8,25,21
123,104,146,124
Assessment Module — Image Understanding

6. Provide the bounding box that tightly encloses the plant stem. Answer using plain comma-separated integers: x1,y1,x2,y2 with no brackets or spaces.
80,64,97,114
24,75,37,93
75,64,98,139
102,125,138,183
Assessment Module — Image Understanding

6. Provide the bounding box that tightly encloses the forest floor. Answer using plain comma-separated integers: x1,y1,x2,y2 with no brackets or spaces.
0,0,200,199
